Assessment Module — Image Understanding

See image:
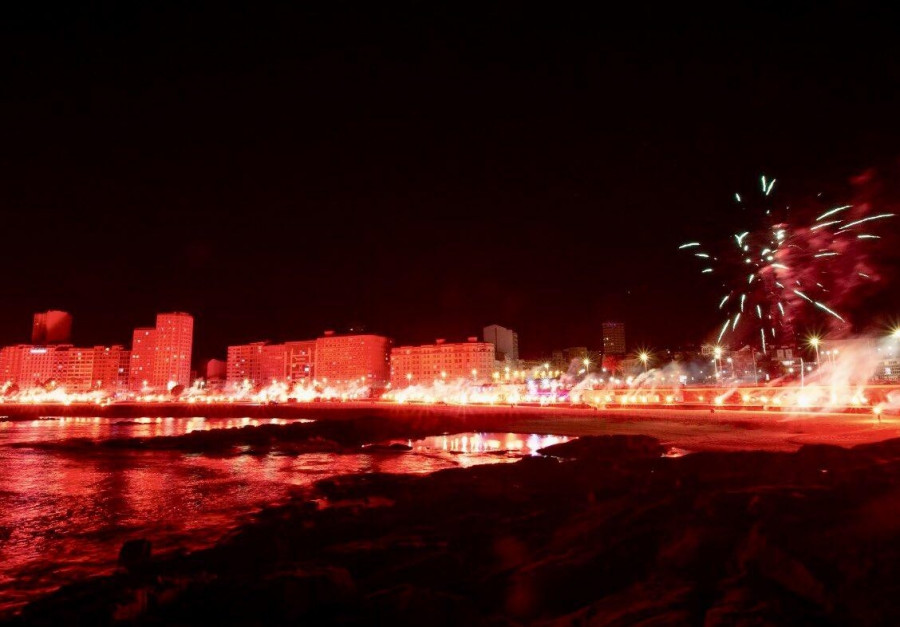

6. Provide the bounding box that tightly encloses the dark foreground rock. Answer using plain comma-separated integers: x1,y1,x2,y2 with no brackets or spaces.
117,540,152,573
11,434,900,626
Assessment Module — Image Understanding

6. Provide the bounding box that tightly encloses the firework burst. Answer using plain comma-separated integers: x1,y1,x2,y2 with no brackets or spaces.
681,175,893,352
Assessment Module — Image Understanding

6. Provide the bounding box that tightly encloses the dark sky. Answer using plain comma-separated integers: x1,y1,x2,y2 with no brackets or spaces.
2,2,900,361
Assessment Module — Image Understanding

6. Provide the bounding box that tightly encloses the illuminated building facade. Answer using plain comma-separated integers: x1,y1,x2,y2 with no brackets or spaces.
151,312,194,389
390,338,496,387
315,332,390,387
483,324,518,363
226,339,318,388
0,345,69,388
0,344,129,392
205,358,227,386
563,346,589,363
129,328,157,390
285,340,316,382
260,344,287,383
226,342,269,387
20,345,69,387
0,346,24,384
226,341,310,388
91,345,130,392
602,321,627,356
32,310,72,345
65,347,95,391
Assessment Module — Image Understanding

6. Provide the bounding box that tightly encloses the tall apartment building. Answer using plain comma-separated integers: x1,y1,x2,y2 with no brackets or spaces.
227,342,273,387
483,324,519,363
285,340,316,382
0,346,24,384
127,312,194,391
152,313,193,389
65,347,95,392
314,332,390,387
225,339,318,388
92,345,130,392
259,344,288,384
390,337,496,387
32,310,73,345
1,344,129,392
204,359,227,388
0,345,69,388
129,328,157,390
20,345,70,387
602,321,627,355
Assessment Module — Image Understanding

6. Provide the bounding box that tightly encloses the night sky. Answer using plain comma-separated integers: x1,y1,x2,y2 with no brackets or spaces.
2,3,900,362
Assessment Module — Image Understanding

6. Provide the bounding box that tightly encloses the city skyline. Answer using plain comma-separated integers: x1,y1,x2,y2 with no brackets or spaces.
3,5,900,361
6,298,900,370
1,307,637,365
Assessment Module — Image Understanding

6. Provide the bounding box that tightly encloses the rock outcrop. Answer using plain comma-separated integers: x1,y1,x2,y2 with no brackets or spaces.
12,434,900,625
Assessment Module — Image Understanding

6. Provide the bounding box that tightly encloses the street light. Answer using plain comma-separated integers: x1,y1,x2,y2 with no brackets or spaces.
808,336,820,366
639,352,649,372
583,358,590,375
713,346,722,382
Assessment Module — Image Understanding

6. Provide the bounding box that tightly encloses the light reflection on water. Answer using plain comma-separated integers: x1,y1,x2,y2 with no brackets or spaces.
409,432,570,465
0,415,301,444
0,417,569,615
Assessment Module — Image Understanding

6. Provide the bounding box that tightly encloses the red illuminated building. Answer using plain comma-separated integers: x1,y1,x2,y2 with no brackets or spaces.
64,347,94,391
315,332,391,388
225,342,310,388
1,345,68,387
31,310,73,345
129,328,157,391
390,337,496,387
91,345,131,392
225,333,386,389
204,358,227,388
226,342,286,387
152,313,194,390
284,340,316,383
0,346,24,384
127,313,194,391
0,343,129,392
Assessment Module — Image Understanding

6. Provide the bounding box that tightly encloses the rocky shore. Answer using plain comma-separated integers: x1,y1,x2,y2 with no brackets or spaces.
10,427,900,625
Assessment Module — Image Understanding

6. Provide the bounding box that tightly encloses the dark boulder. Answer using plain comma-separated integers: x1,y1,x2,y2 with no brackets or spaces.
118,539,152,572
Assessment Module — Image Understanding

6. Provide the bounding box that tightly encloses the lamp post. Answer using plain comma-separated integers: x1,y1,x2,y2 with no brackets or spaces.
713,346,722,384
639,352,649,372
809,336,820,367
752,349,759,384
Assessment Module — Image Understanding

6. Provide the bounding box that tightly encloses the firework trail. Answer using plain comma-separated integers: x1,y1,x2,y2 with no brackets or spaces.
681,175,893,352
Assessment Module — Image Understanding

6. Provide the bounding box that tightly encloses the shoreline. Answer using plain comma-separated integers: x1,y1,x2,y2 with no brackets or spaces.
3,401,898,452
10,429,900,625
5,405,900,623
